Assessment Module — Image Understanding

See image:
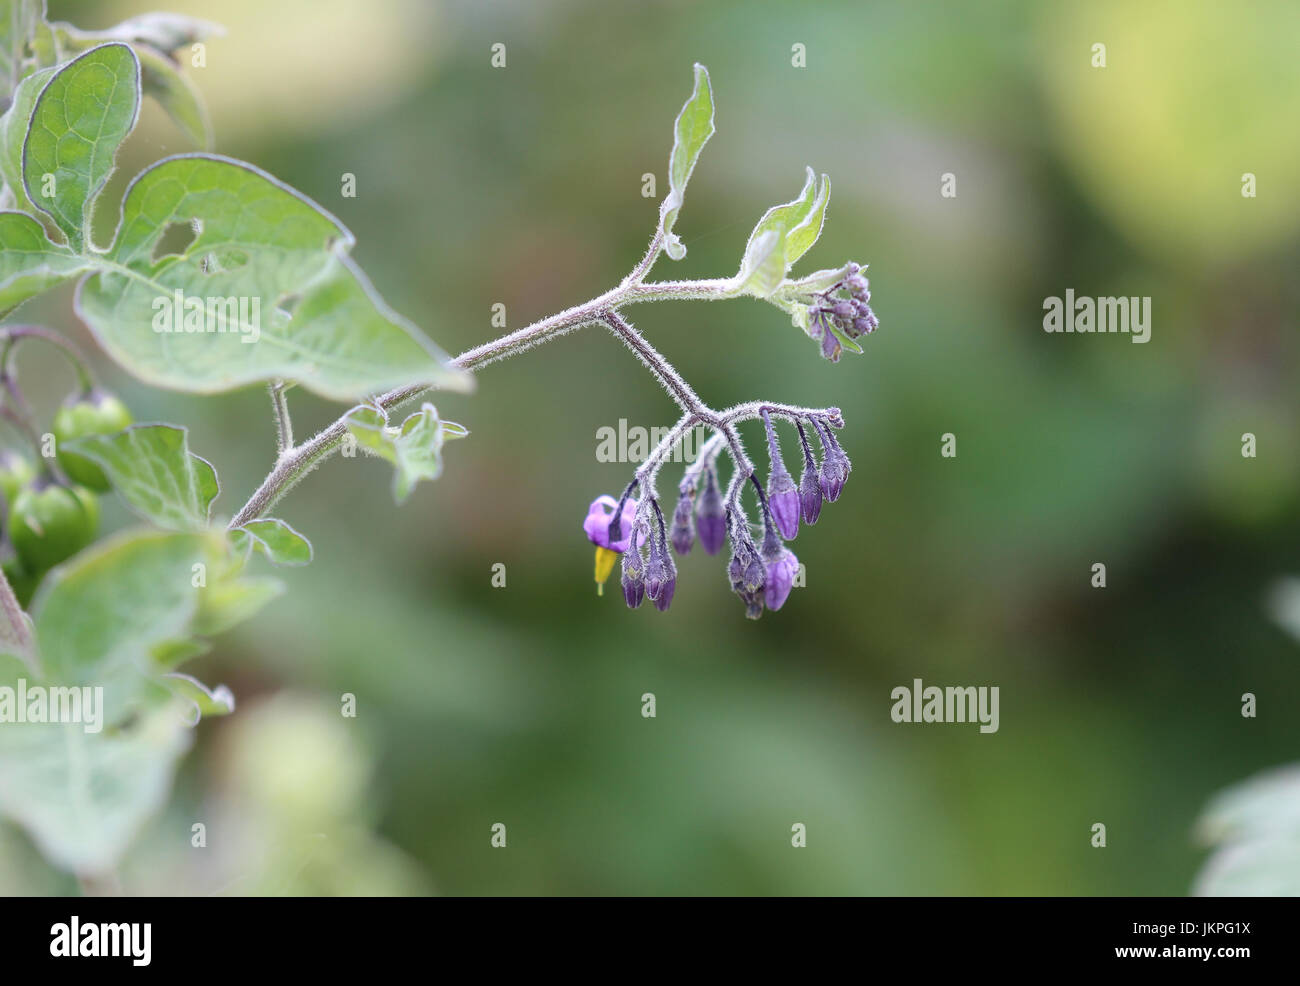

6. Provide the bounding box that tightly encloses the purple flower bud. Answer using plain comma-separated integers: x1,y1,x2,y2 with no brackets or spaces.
670,489,695,555
832,300,855,321
812,420,849,502
821,325,842,362
762,547,799,611
796,422,822,524
767,469,800,540
695,467,726,555
644,500,677,611
761,410,800,540
846,273,868,296
851,316,874,336
621,546,645,609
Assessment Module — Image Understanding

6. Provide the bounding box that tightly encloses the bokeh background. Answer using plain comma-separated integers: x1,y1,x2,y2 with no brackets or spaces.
3,0,1299,894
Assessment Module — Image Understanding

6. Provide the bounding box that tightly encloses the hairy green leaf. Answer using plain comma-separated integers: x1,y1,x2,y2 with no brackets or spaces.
0,0,42,104
784,173,830,267
0,210,87,315
0,692,191,875
346,401,466,504
76,154,471,400
22,41,140,250
660,62,714,261
65,424,219,531
230,517,313,567
0,63,52,211
734,167,822,298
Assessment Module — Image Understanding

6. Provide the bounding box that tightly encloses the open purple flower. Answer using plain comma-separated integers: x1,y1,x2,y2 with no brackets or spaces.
583,494,639,594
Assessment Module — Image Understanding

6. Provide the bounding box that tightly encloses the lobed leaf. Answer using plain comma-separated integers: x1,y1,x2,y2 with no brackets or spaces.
345,401,466,504
230,517,313,567
65,423,219,531
75,153,471,400
660,63,714,261
22,41,140,251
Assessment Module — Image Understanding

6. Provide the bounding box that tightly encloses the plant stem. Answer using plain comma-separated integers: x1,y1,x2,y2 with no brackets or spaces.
268,381,293,455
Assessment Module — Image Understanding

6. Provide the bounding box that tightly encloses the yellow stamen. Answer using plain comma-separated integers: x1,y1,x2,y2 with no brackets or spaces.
594,546,619,594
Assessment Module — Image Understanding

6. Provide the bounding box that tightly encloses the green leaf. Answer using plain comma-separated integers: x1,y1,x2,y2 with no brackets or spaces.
58,12,223,58
54,15,222,150
191,572,282,636
345,400,466,504
660,63,714,261
65,423,219,531
0,63,54,212
0,694,192,875
230,517,313,567
76,154,471,401
734,167,819,298
162,670,234,725
30,530,211,709
22,41,140,251
0,0,43,104
784,173,830,267
0,210,88,316
134,42,211,149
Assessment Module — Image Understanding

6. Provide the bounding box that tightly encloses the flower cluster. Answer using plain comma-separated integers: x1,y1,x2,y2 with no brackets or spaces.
582,407,851,619
806,262,878,362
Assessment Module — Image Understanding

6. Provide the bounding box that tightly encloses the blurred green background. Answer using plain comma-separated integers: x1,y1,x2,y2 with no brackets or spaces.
4,0,1299,895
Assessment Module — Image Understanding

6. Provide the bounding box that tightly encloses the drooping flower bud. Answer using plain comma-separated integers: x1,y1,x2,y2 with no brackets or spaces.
670,487,695,555
621,538,645,609
761,410,800,540
694,465,726,555
759,512,799,612
644,499,677,612
813,419,849,502
796,421,822,524
762,546,799,611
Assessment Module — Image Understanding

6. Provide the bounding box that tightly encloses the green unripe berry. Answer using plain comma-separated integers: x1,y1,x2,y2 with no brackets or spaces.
0,450,35,506
52,391,132,492
8,480,99,574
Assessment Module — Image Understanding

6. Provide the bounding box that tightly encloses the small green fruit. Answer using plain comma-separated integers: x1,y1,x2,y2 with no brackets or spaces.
0,450,35,506
8,481,99,574
52,391,132,492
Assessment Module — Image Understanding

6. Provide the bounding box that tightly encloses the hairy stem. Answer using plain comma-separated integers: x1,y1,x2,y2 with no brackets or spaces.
268,381,293,455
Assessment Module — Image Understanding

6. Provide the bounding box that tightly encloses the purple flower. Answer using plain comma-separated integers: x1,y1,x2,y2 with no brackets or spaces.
583,494,638,552
695,467,726,555
763,547,799,611
583,494,639,595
